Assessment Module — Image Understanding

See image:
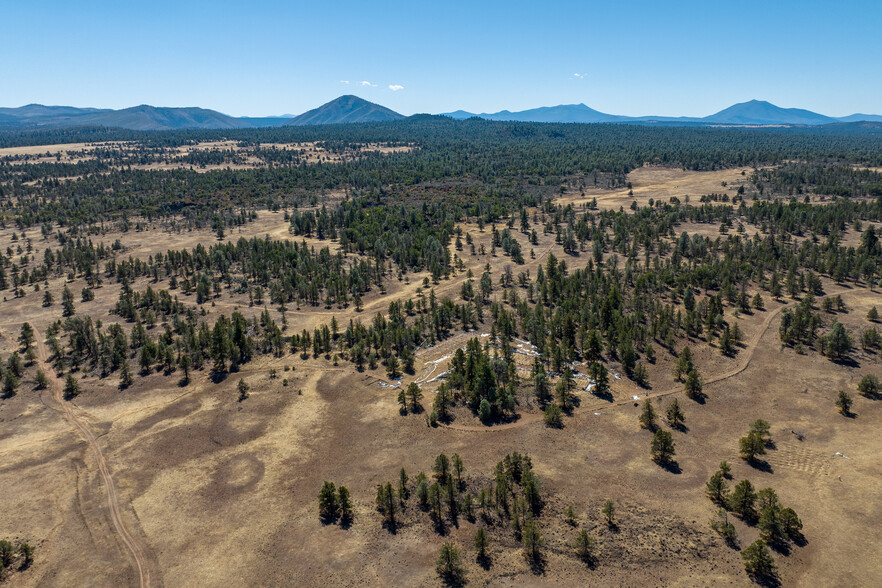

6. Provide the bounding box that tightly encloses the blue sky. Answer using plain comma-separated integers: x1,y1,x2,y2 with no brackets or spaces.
3,0,881,117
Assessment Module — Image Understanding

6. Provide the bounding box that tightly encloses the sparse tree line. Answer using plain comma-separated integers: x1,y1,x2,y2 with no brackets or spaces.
319,452,618,583
705,425,804,585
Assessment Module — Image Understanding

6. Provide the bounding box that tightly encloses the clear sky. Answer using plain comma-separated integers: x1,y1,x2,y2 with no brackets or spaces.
3,0,881,117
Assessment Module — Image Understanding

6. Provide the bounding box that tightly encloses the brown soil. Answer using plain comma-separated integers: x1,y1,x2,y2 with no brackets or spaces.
1,172,880,586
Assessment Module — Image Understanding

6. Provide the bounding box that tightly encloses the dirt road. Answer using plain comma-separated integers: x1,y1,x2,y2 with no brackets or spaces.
35,331,153,588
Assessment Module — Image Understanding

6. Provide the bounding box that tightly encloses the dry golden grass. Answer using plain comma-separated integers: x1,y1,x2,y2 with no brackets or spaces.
1,173,880,586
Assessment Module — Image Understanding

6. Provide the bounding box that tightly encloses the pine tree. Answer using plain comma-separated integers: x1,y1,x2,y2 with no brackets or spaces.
666,398,685,429
741,539,777,582
119,360,134,389
574,529,595,562
706,471,729,505
62,285,75,317
436,542,465,583
19,542,34,568
2,371,18,398
651,429,676,464
451,454,464,489
398,468,409,501
386,354,400,379
34,369,49,390
433,382,453,420
825,322,852,360
522,520,544,563
836,390,853,415
63,374,80,398
474,527,489,561
237,379,250,401
544,403,563,427
533,362,551,404
638,398,657,430
602,499,615,526
337,485,353,523
319,481,338,521
729,479,758,520
378,482,397,528
858,374,880,398
684,369,703,400
406,382,423,411
739,431,766,462
19,322,35,351
434,453,450,483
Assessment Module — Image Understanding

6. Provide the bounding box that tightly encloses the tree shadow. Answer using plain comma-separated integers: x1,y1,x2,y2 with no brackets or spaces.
831,356,860,369
747,458,773,473
432,516,448,536
339,515,353,530
593,390,614,402
490,412,522,426
688,393,707,405
438,572,466,588
210,370,228,384
748,570,782,588
766,536,792,555
656,459,682,474
382,519,399,535
579,555,597,570
477,553,492,571
527,553,547,575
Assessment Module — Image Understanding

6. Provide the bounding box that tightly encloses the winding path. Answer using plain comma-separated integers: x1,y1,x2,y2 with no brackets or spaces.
438,287,850,433
35,331,152,588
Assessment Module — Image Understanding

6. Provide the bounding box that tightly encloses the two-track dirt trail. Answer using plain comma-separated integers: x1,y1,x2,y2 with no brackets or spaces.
440,286,852,434
35,330,152,588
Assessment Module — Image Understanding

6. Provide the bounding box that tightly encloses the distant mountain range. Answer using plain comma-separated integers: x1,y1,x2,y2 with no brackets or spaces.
0,97,880,131
443,100,882,126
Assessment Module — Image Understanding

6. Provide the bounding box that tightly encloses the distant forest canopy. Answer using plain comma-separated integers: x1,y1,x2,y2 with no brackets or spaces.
2,116,882,164
1,117,881,230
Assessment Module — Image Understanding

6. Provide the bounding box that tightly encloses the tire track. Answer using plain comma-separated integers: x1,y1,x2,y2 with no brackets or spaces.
34,330,152,588
440,287,851,433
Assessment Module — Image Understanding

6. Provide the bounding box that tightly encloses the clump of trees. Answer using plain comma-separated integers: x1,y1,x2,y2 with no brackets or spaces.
0,538,35,576
705,466,803,581
318,481,353,525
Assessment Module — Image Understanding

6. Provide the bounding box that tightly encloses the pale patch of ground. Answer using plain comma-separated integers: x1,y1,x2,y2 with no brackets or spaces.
0,140,413,172
560,166,756,210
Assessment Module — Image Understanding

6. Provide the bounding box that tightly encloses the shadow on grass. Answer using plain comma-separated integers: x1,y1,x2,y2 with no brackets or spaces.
656,459,682,474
